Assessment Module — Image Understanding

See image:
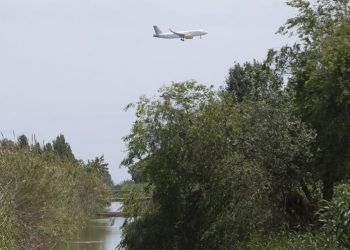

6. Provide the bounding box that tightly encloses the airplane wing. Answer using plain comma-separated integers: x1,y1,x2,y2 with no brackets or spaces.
169,29,185,38
169,29,193,40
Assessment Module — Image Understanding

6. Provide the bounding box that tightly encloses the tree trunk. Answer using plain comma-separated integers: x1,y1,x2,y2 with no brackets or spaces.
322,174,334,201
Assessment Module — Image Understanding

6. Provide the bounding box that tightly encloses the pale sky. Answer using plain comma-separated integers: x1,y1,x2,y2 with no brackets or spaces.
0,0,296,183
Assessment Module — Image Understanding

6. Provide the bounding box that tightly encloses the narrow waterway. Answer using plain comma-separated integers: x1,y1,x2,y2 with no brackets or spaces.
57,202,124,250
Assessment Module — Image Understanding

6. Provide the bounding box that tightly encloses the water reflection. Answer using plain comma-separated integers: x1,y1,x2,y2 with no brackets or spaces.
57,202,124,250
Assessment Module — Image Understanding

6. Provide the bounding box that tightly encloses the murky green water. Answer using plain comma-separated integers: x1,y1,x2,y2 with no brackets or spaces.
57,202,124,250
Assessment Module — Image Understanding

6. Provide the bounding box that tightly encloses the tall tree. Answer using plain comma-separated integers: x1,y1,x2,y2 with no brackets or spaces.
120,81,315,249
279,0,350,200
86,156,113,186
17,135,29,150
121,82,269,249
226,54,283,103
52,134,75,161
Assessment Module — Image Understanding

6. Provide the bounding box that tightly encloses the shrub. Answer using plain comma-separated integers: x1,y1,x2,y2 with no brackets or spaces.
320,183,350,249
0,142,110,249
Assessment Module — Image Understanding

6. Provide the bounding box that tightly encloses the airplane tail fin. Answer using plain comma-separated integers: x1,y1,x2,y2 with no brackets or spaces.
153,25,163,35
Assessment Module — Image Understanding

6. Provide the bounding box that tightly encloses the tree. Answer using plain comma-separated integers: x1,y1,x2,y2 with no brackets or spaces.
17,135,29,150
278,0,350,49
225,56,318,225
43,143,53,153
120,82,269,249
52,134,75,161
235,91,317,227
128,160,148,183
279,0,350,200
226,54,283,103
120,81,316,249
86,156,113,186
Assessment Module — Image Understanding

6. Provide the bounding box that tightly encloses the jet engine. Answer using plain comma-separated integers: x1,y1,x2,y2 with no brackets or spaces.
184,34,193,39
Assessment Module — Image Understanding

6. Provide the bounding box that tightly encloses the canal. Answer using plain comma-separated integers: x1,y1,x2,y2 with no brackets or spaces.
57,202,124,250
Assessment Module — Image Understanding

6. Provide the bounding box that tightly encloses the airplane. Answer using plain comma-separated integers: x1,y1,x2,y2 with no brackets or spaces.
153,25,208,41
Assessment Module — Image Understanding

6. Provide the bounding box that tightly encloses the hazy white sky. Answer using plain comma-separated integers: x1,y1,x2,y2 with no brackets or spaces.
0,0,296,183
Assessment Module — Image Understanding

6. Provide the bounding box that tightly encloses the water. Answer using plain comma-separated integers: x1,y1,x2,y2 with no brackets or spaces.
57,202,124,250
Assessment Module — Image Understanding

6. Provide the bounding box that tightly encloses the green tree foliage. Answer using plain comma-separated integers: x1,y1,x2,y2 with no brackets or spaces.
320,183,350,249
118,1,350,248
243,231,337,250
278,0,350,48
52,134,76,161
43,142,53,152
226,55,283,102
278,0,350,200
120,81,316,249
119,181,152,218
31,142,42,155
17,135,29,150
128,160,149,183
86,156,113,187
226,57,317,227
121,82,267,249
245,183,350,250
235,92,317,228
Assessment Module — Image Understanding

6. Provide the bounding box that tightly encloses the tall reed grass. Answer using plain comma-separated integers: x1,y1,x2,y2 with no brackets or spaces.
0,140,110,249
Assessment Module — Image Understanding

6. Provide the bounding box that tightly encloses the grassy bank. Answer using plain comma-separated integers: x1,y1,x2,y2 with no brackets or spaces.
0,135,111,249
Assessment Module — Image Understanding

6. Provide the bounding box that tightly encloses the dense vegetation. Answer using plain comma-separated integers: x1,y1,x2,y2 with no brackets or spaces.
120,0,350,249
0,134,112,249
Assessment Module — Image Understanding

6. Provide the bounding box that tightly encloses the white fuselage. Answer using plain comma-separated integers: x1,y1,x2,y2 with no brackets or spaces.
154,30,208,39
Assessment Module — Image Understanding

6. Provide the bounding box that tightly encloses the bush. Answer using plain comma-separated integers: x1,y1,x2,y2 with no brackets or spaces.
320,183,350,249
243,232,338,250
0,144,110,249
